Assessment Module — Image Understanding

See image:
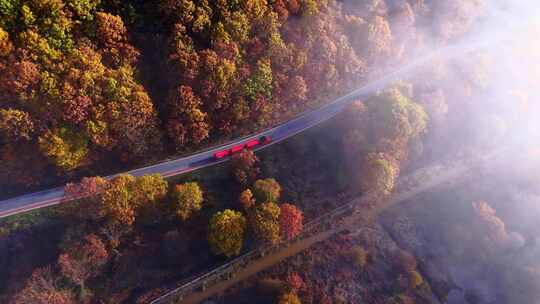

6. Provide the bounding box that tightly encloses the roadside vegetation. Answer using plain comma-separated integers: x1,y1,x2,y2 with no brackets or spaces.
0,120,346,303
0,0,476,198
2,0,538,304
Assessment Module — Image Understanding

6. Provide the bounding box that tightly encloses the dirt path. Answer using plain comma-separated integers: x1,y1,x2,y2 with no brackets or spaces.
180,167,465,304
176,150,505,303
180,227,341,304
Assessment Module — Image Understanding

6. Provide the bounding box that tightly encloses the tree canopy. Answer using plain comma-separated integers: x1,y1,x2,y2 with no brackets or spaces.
250,201,281,244
208,209,247,257
172,182,204,221
279,203,303,240
252,178,281,204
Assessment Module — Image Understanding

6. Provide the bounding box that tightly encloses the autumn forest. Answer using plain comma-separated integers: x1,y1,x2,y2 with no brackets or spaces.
2,0,539,304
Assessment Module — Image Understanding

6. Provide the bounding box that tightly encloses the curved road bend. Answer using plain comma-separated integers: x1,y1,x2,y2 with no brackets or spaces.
0,34,506,219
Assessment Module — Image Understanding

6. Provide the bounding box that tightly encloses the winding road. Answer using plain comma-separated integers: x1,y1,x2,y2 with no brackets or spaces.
0,33,505,219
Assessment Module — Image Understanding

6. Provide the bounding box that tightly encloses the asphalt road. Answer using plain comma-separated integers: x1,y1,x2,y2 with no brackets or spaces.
0,33,503,219
0,77,383,219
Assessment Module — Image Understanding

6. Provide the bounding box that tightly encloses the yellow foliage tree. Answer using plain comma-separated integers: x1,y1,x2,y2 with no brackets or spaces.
38,128,89,171
208,209,247,257
252,178,281,203
278,290,302,304
172,182,204,221
250,202,281,244
101,174,136,226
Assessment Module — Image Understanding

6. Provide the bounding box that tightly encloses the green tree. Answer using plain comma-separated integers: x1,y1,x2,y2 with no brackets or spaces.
243,58,273,100
208,209,247,257
252,178,281,203
65,0,100,21
172,182,204,221
225,11,250,43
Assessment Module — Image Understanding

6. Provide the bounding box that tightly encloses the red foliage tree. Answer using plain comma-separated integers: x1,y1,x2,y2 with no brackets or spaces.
62,176,108,220
279,203,303,240
232,149,260,186
286,272,305,291
58,234,109,288
62,95,92,125
64,176,107,199
14,266,76,304
167,85,210,150
95,12,139,66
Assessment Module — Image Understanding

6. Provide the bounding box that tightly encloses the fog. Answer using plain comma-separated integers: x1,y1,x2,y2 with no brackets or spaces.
371,1,540,303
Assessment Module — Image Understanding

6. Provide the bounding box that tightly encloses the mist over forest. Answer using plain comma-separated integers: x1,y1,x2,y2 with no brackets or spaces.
1,0,540,303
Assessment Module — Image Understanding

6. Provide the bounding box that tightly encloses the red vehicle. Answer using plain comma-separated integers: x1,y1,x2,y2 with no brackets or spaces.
230,144,245,154
213,135,272,159
245,139,260,148
260,135,272,144
213,150,230,159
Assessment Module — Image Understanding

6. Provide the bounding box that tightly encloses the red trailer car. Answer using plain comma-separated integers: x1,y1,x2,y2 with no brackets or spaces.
230,144,245,154
213,150,230,159
213,135,272,159
245,139,260,148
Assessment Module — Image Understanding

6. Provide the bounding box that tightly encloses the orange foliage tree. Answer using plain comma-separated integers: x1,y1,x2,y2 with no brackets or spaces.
239,189,256,210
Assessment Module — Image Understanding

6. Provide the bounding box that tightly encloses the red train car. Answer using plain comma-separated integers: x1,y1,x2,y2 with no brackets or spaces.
213,135,272,159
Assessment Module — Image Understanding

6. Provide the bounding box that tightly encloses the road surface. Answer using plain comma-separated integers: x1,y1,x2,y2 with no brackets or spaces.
0,61,409,218
0,34,502,219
